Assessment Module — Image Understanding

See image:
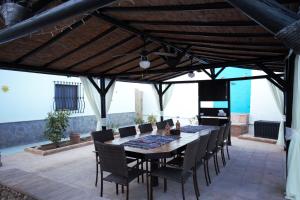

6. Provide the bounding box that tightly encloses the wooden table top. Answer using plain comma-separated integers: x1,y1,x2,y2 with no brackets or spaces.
106,129,210,158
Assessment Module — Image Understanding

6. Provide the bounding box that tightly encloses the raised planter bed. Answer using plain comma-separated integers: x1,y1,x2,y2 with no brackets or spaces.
25,136,93,156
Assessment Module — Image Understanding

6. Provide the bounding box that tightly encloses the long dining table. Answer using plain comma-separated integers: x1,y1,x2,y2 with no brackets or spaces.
106,129,210,183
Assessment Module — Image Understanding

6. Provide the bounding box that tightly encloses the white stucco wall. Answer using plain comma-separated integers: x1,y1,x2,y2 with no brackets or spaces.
249,70,282,124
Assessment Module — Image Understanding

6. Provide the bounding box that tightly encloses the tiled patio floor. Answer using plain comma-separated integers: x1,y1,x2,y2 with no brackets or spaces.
0,137,286,200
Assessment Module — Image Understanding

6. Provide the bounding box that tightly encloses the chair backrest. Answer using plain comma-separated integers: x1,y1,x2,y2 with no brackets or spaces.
223,122,231,141
217,125,226,146
196,132,211,162
91,129,114,143
95,141,128,177
206,129,219,153
182,139,200,174
156,121,167,130
164,119,174,127
119,126,137,138
138,123,153,134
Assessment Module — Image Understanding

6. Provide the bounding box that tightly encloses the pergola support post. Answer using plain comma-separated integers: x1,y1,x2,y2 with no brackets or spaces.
153,83,173,122
88,77,115,130
284,53,296,177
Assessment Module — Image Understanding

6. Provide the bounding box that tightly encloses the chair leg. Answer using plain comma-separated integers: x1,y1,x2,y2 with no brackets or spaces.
206,160,211,184
150,175,153,200
116,184,118,195
95,156,99,187
226,145,230,160
100,171,103,197
146,160,149,200
213,154,219,175
221,148,226,166
163,158,167,192
137,160,140,183
141,159,144,183
126,183,129,200
122,185,124,193
181,180,185,200
215,153,220,173
193,168,200,198
203,160,209,186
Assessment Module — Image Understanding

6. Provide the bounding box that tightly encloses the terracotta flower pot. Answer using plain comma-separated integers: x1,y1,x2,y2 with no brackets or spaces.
70,133,81,144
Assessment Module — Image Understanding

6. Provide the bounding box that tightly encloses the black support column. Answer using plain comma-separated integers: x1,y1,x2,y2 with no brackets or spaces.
153,83,173,122
284,53,296,177
100,78,107,130
88,77,115,130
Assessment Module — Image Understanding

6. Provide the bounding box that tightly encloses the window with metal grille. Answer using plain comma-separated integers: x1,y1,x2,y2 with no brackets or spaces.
54,82,85,113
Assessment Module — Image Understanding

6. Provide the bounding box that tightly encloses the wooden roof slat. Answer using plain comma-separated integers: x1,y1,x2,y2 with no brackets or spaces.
44,26,117,67
14,15,92,64
91,46,162,73
64,35,136,70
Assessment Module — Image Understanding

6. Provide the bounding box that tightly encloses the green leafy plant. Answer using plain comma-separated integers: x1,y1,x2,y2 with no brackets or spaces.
147,114,157,125
135,116,144,125
44,111,70,148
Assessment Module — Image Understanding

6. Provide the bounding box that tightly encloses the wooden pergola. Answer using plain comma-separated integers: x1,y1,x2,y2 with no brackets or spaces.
0,0,299,132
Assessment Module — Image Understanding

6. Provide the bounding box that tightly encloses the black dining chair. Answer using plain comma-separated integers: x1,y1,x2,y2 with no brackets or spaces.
91,129,114,187
164,119,174,127
216,125,226,166
156,121,166,130
118,125,145,183
195,132,211,186
167,131,211,187
204,129,219,184
150,139,200,200
138,123,153,134
119,126,137,138
95,142,148,200
223,122,231,160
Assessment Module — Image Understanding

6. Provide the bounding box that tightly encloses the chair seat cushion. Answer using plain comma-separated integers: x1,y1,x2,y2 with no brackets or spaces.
151,167,191,183
104,167,144,185
126,157,137,164
167,156,184,167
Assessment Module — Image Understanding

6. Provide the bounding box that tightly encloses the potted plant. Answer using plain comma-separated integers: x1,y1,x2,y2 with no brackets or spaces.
147,114,157,126
44,111,70,148
135,116,144,125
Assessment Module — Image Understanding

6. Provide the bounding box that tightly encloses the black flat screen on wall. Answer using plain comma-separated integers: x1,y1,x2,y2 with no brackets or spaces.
199,81,228,101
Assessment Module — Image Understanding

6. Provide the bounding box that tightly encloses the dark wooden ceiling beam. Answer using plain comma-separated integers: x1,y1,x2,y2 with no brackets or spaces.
145,29,272,37
226,0,300,53
94,13,208,64
0,0,118,44
99,0,298,12
190,48,278,58
163,73,284,84
65,35,136,70
256,62,287,89
225,0,299,34
14,15,92,64
109,56,285,76
162,37,284,47
123,20,257,27
173,42,286,53
100,2,233,12
44,26,117,67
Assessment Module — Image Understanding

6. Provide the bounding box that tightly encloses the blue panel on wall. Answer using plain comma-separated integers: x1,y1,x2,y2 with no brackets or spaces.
213,67,251,113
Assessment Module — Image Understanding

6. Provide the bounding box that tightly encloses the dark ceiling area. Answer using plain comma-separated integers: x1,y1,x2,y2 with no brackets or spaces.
0,0,299,83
